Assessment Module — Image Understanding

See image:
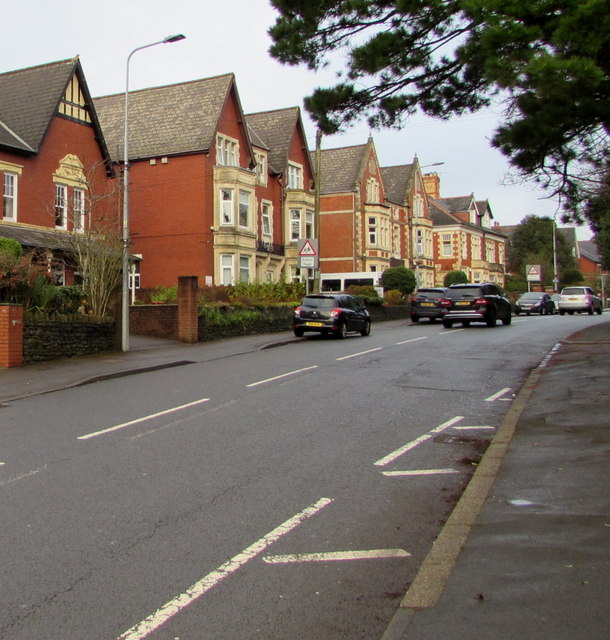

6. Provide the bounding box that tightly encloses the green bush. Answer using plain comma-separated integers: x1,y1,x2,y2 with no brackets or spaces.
199,303,264,328
228,280,305,305
380,267,416,295
383,289,404,305
151,285,178,304
444,270,469,286
0,237,23,259
560,268,584,286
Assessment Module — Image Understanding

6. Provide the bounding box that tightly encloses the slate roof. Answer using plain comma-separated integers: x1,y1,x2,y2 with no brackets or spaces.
246,107,308,175
0,223,73,252
434,195,475,214
429,200,459,226
94,74,244,162
578,240,600,263
380,164,415,206
0,58,105,156
312,144,368,194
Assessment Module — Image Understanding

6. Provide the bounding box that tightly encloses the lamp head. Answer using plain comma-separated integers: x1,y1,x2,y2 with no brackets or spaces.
164,34,186,43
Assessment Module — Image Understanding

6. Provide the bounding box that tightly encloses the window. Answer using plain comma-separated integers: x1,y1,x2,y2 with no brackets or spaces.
416,229,424,256
442,233,452,257
305,210,314,238
413,193,423,218
290,208,301,241
73,188,85,232
220,188,234,225
287,163,302,189
261,202,272,237
55,184,67,228
368,217,377,245
238,190,250,227
129,261,141,291
255,152,267,186
3,172,17,220
216,135,238,166
221,254,234,285
366,178,379,203
239,255,250,282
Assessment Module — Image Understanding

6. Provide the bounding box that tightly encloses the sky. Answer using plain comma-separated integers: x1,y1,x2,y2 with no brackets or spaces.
4,0,592,240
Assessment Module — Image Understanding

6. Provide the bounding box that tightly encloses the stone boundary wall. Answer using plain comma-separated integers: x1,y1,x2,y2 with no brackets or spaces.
23,319,115,363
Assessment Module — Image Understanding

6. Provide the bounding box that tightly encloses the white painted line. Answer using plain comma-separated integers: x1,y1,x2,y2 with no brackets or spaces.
395,336,428,345
374,416,464,467
77,398,211,440
117,497,333,640
246,365,318,387
336,347,382,361
382,468,459,477
263,549,411,564
484,387,512,402
438,329,464,335
453,425,496,431
0,465,46,488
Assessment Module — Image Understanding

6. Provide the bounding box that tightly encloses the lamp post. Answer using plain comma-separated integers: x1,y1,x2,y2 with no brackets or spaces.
121,34,185,352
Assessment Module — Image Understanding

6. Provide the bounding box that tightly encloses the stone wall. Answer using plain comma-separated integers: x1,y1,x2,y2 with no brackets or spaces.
23,319,116,363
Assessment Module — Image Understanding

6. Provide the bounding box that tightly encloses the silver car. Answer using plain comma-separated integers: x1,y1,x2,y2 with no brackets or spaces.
558,286,603,315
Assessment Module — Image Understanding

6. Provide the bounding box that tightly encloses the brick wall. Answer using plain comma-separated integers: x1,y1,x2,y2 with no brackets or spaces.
0,304,24,367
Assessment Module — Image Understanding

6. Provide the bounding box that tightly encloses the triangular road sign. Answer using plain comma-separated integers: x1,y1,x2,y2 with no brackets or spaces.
298,240,317,256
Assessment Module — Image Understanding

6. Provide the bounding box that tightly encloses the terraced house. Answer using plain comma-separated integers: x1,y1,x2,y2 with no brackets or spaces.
94,77,315,290
0,58,116,283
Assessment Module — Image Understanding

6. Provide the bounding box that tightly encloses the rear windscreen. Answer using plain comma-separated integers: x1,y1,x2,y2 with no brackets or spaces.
562,288,585,295
302,298,337,309
445,288,482,300
415,290,445,300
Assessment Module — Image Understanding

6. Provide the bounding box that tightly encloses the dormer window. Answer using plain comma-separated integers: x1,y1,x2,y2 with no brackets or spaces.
287,163,303,189
216,134,238,166
255,152,268,186
366,178,380,203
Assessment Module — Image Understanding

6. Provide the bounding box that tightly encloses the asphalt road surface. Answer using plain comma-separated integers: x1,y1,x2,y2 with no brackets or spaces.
1,313,606,640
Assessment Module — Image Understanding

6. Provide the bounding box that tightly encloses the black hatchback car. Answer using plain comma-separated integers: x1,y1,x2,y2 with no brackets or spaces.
410,287,446,323
515,292,555,315
440,283,512,328
293,294,371,338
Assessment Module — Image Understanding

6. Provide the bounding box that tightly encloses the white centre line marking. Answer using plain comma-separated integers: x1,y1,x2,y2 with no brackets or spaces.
263,549,411,564
484,387,512,402
117,498,333,640
374,416,464,467
382,468,459,477
336,347,382,361
453,425,496,431
77,398,211,440
395,336,428,346
438,329,464,335
246,365,318,387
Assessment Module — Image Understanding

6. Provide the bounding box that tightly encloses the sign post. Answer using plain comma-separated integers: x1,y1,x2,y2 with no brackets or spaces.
297,239,319,294
526,264,542,292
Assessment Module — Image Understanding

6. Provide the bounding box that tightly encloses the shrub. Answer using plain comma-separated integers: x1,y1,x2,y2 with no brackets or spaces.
380,267,416,295
383,289,404,305
443,270,469,286
150,285,178,303
560,268,584,286
0,237,23,259
228,280,305,305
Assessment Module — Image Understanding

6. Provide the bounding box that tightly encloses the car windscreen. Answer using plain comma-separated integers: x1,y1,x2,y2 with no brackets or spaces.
302,297,337,309
415,290,445,300
520,293,543,300
445,287,483,300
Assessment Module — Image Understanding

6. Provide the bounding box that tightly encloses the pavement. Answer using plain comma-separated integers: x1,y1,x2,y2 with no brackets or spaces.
2,322,609,639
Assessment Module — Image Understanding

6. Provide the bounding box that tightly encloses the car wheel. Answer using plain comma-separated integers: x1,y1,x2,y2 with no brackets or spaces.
597,307,603,315
486,309,497,327
293,328,304,337
502,313,512,326
559,310,565,316
588,307,594,315
429,317,436,323
411,315,419,323
515,310,520,315
336,321,347,339
539,308,544,315
360,320,371,337
442,320,453,329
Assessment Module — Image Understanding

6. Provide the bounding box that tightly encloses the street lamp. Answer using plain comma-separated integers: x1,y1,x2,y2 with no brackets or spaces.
420,161,445,170
122,34,185,352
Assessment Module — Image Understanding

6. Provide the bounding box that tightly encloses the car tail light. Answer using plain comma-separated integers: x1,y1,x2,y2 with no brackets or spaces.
330,308,342,318
475,298,488,305
295,306,302,317
440,298,451,307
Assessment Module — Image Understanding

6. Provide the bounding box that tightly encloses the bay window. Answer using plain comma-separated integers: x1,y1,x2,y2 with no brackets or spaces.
238,190,250,227
220,188,234,225
55,184,67,228
239,255,250,282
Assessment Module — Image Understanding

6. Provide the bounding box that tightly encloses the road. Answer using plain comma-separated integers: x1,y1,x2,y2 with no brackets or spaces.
1,313,606,640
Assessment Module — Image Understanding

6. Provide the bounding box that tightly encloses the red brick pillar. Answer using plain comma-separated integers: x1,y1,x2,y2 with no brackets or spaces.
0,304,24,368
177,276,199,343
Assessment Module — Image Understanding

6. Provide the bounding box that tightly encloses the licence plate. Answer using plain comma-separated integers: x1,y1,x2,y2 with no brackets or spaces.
456,301,471,306
305,321,324,327
420,302,434,307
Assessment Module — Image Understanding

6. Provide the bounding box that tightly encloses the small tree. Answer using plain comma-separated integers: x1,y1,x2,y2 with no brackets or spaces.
380,267,416,295
444,270,469,286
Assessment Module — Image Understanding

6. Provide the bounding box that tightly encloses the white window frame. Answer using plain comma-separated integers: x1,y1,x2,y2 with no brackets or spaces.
287,163,303,189
216,134,238,166
220,188,234,225
305,209,314,239
368,216,377,245
366,177,379,203
290,208,301,241
441,234,452,257
221,254,234,285
73,188,85,232
3,172,17,220
55,184,67,228
239,255,250,283
255,152,268,186
238,190,250,228
261,201,272,237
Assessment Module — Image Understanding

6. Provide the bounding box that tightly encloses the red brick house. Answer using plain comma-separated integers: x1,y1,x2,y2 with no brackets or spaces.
94,77,315,290
314,138,410,277
425,175,507,286
0,58,116,284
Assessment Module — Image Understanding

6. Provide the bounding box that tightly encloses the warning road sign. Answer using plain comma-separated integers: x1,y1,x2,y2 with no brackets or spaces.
298,239,317,256
526,264,542,281
297,239,319,269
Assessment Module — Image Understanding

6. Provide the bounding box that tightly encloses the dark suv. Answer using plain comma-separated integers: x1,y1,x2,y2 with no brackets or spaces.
410,287,446,323
294,294,371,338
440,283,512,328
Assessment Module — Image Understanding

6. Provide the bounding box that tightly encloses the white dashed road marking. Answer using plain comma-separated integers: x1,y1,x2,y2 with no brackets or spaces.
263,549,411,564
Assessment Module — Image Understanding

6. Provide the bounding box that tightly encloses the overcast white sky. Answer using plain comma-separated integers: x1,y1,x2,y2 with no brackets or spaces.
4,0,591,239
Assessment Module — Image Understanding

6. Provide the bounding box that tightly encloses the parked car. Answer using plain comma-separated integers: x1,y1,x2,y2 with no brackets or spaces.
515,292,555,315
410,287,446,323
440,283,512,328
558,286,603,315
293,294,371,338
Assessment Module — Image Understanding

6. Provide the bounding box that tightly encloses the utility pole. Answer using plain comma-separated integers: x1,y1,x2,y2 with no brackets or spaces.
313,127,322,293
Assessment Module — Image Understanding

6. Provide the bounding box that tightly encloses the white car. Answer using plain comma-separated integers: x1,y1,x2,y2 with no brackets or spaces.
558,286,603,315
